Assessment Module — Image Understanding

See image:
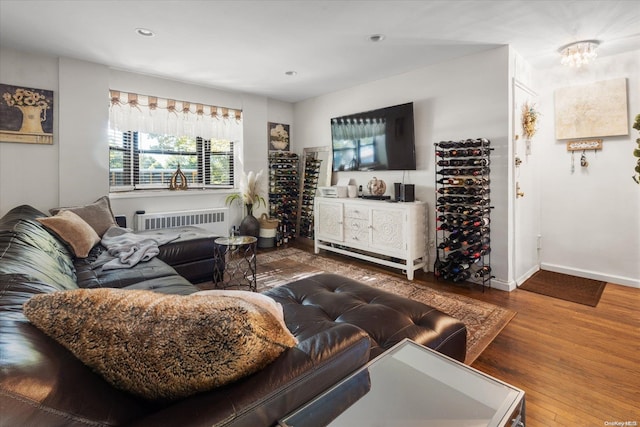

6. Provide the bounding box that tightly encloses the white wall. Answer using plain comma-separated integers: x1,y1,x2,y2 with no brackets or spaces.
535,50,640,288
3,44,636,288
294,47,514,289
0,47,294,230
0,48,60,213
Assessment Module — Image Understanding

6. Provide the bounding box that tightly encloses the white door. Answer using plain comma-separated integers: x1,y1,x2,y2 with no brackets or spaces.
513,81,541,285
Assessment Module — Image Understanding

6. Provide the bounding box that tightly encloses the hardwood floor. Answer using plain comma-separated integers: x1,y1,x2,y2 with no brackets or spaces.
285,241,640,426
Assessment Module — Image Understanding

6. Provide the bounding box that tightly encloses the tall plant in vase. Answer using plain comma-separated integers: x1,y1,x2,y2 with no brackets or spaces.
225,169,265,237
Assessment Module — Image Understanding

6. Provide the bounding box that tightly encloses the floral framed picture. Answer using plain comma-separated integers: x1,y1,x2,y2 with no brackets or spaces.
0,83,54,144
268,122,290,151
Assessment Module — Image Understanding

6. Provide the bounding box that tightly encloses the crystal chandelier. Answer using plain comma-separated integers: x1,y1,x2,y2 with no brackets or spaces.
558,40,600,68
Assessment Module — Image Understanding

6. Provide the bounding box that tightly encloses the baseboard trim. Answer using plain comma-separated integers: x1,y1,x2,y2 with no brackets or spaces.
516,265,540,287
540,263,640,289
490,278,517,292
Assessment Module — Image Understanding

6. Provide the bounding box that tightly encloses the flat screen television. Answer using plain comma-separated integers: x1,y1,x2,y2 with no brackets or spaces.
331,102,416,171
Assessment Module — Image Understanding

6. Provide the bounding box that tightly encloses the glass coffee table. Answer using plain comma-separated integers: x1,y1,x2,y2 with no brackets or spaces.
279,339,525,427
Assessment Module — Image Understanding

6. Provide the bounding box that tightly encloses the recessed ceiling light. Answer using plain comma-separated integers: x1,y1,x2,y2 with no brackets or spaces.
369,34,386,43
285,70,298,76
135,28,155,37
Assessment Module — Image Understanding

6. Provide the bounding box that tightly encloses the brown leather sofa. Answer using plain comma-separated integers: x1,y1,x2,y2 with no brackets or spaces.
0,204,466,427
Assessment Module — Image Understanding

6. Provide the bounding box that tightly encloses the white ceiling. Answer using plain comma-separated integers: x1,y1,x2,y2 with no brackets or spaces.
1,1,639,103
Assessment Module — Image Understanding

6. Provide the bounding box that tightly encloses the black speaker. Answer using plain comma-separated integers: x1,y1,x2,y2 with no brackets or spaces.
400,184,415,202
114,215,127,228
394,183,402,201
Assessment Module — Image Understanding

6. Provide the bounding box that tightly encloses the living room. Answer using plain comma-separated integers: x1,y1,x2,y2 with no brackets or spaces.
1,2,638,291
1,1,639,426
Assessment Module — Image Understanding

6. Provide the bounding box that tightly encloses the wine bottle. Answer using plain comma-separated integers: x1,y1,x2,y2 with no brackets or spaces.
436,177,465,185
453,270,471,282
474,265,492,278
445,241,462,251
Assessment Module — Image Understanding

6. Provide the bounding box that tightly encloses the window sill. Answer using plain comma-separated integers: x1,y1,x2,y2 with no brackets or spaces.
109,188,237,200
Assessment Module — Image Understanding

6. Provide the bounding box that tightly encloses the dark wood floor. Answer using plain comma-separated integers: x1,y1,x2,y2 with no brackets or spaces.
284,241,640,426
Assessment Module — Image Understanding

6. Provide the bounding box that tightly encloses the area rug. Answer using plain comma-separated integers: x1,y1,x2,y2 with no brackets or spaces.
519,269,606,307
254,247,516,364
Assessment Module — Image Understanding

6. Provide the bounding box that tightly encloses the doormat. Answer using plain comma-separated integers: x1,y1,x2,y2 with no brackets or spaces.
519,270,606,307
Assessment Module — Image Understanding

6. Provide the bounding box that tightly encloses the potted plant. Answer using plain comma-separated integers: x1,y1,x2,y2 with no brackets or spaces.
225,169,265,237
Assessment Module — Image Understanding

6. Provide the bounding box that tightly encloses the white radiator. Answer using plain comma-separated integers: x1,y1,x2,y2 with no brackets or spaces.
134,208,228,236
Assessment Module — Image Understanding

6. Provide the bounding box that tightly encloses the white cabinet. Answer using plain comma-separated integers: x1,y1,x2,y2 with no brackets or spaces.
314,198,427,280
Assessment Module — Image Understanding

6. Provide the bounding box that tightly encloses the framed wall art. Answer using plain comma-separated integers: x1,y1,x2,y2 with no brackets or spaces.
554,78,628,140
268,122,290,151
0,83,54,144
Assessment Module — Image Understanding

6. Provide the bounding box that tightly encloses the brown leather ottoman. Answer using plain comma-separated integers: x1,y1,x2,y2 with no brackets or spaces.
263,273,467,362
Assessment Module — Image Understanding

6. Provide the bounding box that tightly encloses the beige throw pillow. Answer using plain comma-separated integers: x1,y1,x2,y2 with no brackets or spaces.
50,196,117,236
36,210,101,258
23,288,298,401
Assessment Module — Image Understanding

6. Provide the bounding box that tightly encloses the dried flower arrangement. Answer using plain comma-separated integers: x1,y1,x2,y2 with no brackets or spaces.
521,102,540,140
225,169,266,211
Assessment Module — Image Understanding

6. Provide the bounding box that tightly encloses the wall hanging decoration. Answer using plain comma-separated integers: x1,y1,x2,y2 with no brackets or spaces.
633,114,640,184
268,122,290,151
554,78,628,140
567,139,602,174
521,101,540,140
0,84,54,144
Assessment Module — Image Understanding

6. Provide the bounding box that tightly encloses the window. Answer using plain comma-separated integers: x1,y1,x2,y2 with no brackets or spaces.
108,90,240,192
109,130,234,190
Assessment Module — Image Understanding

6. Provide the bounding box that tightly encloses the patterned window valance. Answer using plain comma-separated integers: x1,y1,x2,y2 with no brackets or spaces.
108,90,242,141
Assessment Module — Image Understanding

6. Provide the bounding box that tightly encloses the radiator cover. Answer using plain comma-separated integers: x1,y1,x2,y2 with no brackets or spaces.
134,208,228,236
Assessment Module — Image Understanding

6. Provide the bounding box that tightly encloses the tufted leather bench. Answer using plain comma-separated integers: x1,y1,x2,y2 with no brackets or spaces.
263,273,467,361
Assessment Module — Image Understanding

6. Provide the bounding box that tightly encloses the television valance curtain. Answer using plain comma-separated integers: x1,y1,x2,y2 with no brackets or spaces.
108,90,242,141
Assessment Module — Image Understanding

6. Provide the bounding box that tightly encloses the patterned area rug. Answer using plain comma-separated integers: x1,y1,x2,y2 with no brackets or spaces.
255,247,516,364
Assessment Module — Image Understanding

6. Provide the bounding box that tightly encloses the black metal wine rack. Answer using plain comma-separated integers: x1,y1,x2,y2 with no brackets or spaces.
298,156,322,239
434,138,493,290
268,151,299,246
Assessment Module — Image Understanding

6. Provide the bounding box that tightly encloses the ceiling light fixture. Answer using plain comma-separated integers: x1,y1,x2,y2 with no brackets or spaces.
369,34,386,43
558,40,600,68
135,28,155,37
285,70,297,76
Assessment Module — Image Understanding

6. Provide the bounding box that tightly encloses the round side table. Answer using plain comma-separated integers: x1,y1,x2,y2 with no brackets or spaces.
213,236,258,291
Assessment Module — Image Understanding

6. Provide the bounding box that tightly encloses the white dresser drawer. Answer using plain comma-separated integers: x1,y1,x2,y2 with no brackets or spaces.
344,205,368,219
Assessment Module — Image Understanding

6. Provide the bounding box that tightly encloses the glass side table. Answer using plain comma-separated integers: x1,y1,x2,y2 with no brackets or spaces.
279,339,525,427
213,236,258,291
